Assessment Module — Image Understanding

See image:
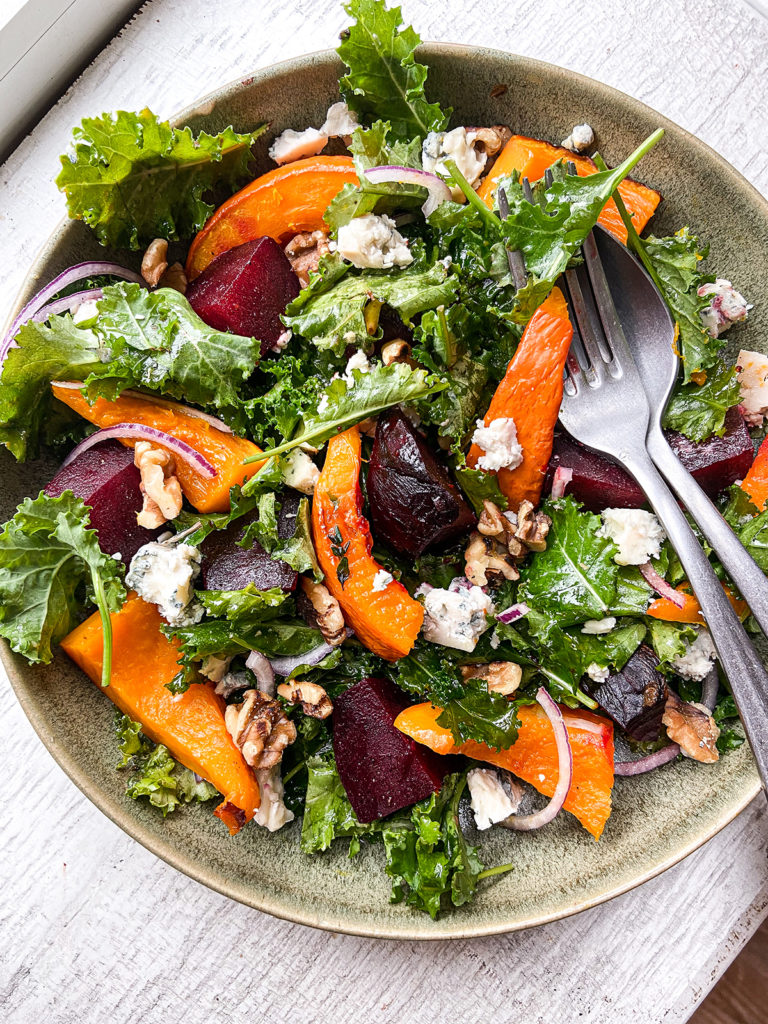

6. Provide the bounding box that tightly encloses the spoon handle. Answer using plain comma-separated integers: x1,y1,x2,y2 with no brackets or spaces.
646,427,768,638
624,447,768,792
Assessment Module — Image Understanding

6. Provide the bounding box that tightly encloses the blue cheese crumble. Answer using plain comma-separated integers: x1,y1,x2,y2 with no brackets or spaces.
422,585,494,652
598,508,666,566
126,540,204,626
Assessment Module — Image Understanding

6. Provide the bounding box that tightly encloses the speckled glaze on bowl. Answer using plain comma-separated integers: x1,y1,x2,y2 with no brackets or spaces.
2,46,765,940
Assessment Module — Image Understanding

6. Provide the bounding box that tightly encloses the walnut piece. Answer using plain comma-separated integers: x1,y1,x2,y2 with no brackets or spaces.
141,238,169,288
159,261,187,294
514,500,551,552
134,441,183,528
285,229,330,287
465,531,519,586
470,125,511,158
225,689,297,770
461,661,522,696
300,578,346,645
277,679,333,719
381,339,412,366
477,499,525,557
662,690,720,763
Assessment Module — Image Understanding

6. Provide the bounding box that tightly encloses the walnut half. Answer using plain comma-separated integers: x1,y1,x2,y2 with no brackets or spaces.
285,230,330,287
662,690,720,763
134,441,183,528
515,500,551,552
277,680,333,719
300,578,346,645
461,661,522,696
225,689,297,770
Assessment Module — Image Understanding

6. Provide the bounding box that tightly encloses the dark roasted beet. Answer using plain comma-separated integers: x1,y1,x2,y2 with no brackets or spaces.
333,676,448,823
367,409,476,557
199,491,300,591
45,440,160,563
590,644,667,742
546,407,754,512
187,237,300,356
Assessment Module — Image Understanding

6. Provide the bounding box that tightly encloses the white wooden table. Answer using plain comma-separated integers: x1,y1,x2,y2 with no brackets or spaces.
2,1,768,1021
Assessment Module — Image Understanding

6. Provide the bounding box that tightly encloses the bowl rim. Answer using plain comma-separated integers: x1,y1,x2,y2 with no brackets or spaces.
2,41,764,940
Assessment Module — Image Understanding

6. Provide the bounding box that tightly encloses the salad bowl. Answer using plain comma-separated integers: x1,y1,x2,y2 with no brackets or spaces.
1,42,765,940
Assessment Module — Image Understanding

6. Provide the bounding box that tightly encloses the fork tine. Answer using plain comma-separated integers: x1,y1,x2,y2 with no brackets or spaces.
564,263,612,369
582,231,635,371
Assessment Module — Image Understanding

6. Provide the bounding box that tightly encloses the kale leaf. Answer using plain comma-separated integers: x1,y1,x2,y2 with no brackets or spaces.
662,361,741,442
0,491,125,684
56,109,264,249
300,752,382,854
338,0,449,139
239,493,321,578
436,678,520,751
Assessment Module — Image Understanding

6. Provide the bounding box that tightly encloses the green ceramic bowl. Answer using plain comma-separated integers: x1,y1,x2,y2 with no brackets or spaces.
2,46,765,940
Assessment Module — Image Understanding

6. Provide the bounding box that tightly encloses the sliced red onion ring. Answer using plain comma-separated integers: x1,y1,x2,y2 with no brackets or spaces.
639,562,685,608
614,743,680,776
31,288,104,323
502,688,573,831
246,650,276,696
60,424,216,478
496,602,530,625
363,165,452,217
550,466,573,499
2,261,143,364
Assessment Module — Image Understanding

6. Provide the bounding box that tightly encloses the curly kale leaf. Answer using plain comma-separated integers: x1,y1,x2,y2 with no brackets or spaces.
663,361,741,442
56,108,264,249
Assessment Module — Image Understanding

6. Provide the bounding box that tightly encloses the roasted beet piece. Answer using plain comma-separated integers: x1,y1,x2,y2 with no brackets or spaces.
367,409,476,557
186,237,300,356
45,440,160,563
333,676,448,823
199,491,300,591
590,644,667,742
546,407,754,512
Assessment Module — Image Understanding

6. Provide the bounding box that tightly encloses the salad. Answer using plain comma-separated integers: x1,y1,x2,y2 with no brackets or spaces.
1,0,766,921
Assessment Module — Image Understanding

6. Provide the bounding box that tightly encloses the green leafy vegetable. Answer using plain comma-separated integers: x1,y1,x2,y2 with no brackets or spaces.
394,641,466,705
454,466,509,514
283,254,458,354
338,0,449,139
0,491,125,685
56,108,264,249
518,497,620,626
250,360,447,461
300,752,382,854
196,584,290,621
647,618,696,670
436,677,520,751
239,494,321,579
114,712,218,815
662,361,741,442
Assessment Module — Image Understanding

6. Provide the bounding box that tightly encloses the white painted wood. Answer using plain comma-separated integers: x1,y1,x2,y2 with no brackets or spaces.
1,1,768,1021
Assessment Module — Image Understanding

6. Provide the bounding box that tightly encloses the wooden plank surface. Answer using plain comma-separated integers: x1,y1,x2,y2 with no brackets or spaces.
2,1,768,1021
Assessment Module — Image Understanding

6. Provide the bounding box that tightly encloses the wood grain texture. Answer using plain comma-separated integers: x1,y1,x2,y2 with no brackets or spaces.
692,918,768,1024
1,0,768,1021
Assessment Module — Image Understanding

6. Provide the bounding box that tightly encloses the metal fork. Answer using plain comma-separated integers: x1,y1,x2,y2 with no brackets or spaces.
558,230,768,791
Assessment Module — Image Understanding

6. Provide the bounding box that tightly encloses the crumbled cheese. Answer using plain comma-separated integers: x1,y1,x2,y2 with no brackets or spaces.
736,348,768,428
471,417,523,473
671,628,717,681
414,582,434,599
316,392,330,416
200,653,233,683
269,126,327,165
72,299,100,326
371,569,394,592
336,213,413,269
586,662,610,683
582,616,617,635
125,540,204,626
489,630,501,650
253,766,294,832
342,350,371,386
467,768,518,830
422,585,494,652
282,448,320,495
698,279,750,338
599,508,666,566
561,123,594,153
320,101,359,137
422,127,486,201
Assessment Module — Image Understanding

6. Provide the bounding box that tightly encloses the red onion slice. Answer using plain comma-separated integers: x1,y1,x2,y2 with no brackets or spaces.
502,688,573,831
496,602,530,625
363,165,452,217
60,424,216,478
267,628,353,677
2,262,143,364
550,466,573,499
246,650,276,696
639,562,685,608
614,743,680,776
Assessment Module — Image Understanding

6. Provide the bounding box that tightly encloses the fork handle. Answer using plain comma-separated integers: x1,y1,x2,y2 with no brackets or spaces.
646,426,768,638
624,447,768,791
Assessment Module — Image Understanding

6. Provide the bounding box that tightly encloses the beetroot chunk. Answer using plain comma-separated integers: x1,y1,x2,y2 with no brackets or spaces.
186,237,300,356
199,491,300,591
368,409,476,557
588,644,667,742
333,676,448,823
45,440,160,563
547,407,754,512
